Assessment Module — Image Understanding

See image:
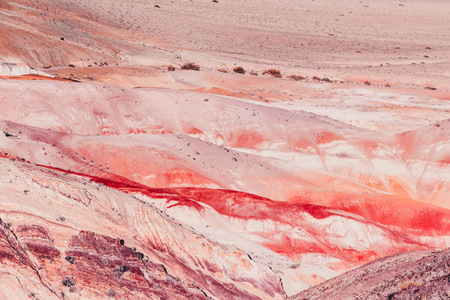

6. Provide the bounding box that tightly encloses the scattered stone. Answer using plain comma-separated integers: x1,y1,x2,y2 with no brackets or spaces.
114,265,130,277
65,256,75,264
62,276,76,287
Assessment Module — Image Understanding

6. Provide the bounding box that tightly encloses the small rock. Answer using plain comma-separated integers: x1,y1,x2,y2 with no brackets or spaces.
65,256,75,264
108,289,116,297
62,276,76,287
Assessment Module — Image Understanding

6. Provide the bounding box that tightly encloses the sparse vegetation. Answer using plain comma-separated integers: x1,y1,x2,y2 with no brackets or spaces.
312,76,320,81
424,86,437,90
364,80,371,86
287,75,306,81
217,68,228,73
262,69,282,78
250,72,258,76
399,281,422,290
167,65,175,71
181,62,200,71
233,66,246,74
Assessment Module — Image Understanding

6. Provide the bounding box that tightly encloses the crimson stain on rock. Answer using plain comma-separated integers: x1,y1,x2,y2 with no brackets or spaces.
230,130,266,148
16,224,60,260
290,191,450,234
65,231,206,299
166,198,205,212
316,131,344,144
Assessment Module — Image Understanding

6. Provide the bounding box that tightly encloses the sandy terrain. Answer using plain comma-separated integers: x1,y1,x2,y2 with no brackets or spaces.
0,0,449,298
1,0,449,87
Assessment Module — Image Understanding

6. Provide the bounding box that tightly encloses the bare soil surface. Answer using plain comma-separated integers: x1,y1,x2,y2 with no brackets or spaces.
290,248,450,300
1,0,449,90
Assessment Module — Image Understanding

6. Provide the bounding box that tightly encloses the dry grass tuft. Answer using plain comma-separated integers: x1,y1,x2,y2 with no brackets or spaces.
181,62,200,71
399,281,422,290
262,69,282,78
217,68,228,73
287,75,306,81
233,66,246,74
167,65,175,71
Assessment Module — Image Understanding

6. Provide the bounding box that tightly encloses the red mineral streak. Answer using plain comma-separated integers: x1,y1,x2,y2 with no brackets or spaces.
2,151,446,265
230,130,267,148
316,132,344,144
172,188,431,263
193,87,252,99
186,127,204,135
290,191,450,234
127,128,147,134
0,74,76,82
292,137,315,151
164,169,219,186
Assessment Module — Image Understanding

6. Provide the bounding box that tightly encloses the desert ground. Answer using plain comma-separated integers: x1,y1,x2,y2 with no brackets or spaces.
0,0,449,298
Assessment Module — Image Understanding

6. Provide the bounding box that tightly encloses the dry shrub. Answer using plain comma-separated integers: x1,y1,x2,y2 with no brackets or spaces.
217,68,228,73
181,62,200,71
312,76,320,81
399,281,422,290
288,75,306,81
167,65,175,71
262,69,282,78
250,72,258,76
233,66,246,74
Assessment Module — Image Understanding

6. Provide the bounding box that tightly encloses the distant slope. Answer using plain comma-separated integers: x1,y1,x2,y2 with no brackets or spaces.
0,80,449,209
290,248,450,300
0,156,287,299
